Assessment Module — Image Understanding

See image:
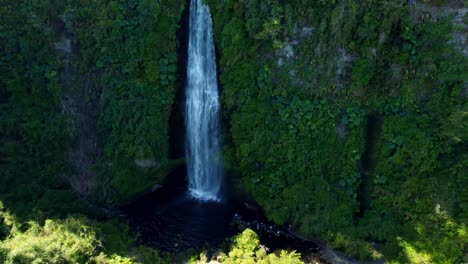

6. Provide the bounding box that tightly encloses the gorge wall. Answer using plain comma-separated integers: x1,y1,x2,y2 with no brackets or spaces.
0,0,185,214
205,0,467,262
1,0,466,262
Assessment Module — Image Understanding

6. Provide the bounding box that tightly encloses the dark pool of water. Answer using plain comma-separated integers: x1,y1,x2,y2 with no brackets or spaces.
124,166,325,262
126,192,236,251
125,166,237,251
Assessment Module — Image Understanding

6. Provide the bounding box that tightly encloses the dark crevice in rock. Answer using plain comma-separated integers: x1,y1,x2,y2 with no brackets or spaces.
0,90,11,104
169,0,191,160
356,113,381,218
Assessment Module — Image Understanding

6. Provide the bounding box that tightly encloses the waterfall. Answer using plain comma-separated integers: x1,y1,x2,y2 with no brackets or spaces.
185,0,222,201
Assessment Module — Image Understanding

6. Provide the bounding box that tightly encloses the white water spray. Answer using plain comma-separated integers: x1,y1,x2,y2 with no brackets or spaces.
185,0,222,201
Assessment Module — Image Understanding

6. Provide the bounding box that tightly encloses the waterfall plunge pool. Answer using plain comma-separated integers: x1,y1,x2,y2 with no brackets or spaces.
124,166,328,263
125,1,327,260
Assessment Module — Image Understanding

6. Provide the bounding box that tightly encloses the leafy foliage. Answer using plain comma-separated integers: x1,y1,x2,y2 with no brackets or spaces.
70,0,185,203
0,202,167,264
1,0,466,263
0,0,183,262
190,229,303,264
0,0,75,218
207,0,467,262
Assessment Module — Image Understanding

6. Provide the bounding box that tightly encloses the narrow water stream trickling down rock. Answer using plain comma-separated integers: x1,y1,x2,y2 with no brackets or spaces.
185,0,222,201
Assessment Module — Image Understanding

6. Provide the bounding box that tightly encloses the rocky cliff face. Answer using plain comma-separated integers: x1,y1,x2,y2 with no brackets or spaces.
52,17,101,200
0,0,186,213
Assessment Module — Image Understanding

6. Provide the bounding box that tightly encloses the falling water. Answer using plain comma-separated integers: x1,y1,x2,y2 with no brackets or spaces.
185,0,222,201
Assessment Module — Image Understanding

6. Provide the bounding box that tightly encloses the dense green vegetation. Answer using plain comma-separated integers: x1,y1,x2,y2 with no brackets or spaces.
0,0,184,262
190,229,303,264
1,0,77,219
0,0,184,212
1,0,466,263
207,0,467,262
0,201,176,263
71,0,185,204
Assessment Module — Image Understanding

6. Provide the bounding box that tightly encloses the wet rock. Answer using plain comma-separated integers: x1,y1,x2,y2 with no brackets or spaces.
151,184,162,192
414,3,467,55
134,159,160,168
277,24,315,68
335,122,347,139
244,202,260,212
54,37,72,54
300,26,314,38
